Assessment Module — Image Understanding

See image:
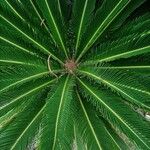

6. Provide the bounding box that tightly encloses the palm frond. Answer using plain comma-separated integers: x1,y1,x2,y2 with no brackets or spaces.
72,0,96,54
0,66,48,91
0,4,64,64
100,117,130,150
77,77,150,149
94,12,150,45
110,0,147,30
3,0,54,41
36,0,68,58
111,13,150,40
0,1,149,149
83,33,150,63
76,0,131,61
77,65,150,110
74,90,128,150
0,45,46,67
0,90,48,150
108,53,150,77
0,76,57,117
40,75,74,150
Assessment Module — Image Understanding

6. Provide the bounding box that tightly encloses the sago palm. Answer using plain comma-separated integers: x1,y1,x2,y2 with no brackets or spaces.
0,0,150,149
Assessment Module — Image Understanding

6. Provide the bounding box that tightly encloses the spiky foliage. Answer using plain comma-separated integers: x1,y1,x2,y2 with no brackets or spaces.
0,0,150,149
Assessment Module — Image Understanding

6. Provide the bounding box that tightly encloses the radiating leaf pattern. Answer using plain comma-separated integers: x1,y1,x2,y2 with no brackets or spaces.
0,0,150,149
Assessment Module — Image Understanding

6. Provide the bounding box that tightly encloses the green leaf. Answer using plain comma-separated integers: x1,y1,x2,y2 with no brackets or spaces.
84,33,150,63
0,76,57,117
0,45,45,67
77,66,150,110
0,7,63,64
72,0,96,53
100,117,129,150
0,1,149,149
75,90,127,150
36,0,68,58
109,53,150,76
3,0,54,42
76,0,131,61
77,77,150,149
0,90,48,150
111,13,150,40
110,0,147,30
40,75,74,150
